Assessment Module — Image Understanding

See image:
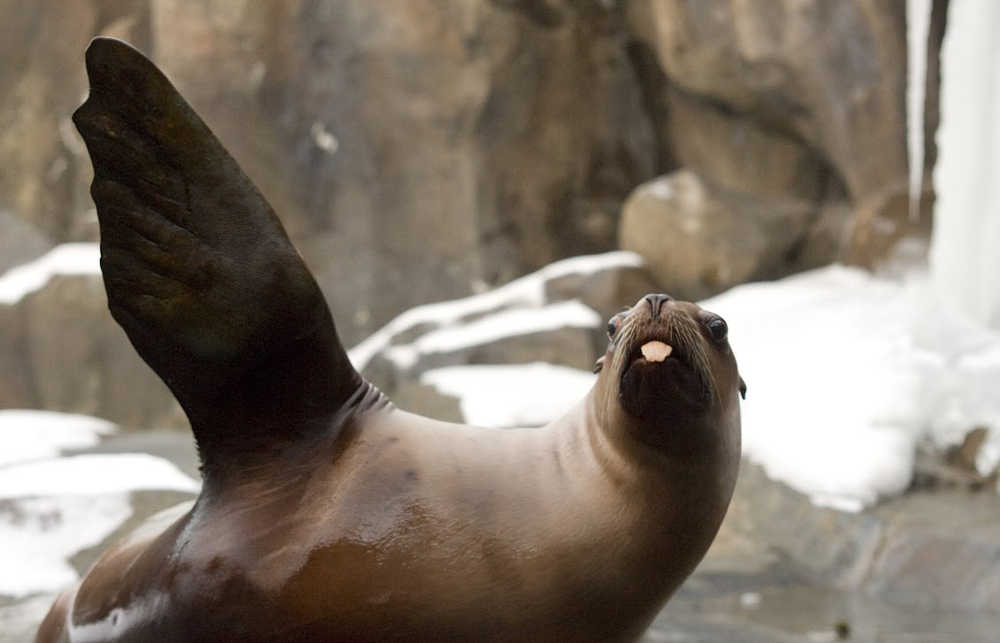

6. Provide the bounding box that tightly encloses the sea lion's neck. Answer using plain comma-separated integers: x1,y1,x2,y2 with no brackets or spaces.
551,391,738,616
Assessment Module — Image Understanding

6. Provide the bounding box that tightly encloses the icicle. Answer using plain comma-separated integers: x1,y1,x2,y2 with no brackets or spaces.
906,0,932,222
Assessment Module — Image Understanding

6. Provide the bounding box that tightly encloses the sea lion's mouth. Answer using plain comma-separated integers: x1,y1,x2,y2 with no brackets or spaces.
623,334,690,375
618,327,710,416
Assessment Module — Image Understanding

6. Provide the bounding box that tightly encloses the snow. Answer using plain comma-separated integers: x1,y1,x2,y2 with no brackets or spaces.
0,411,200,597
349,251,642,370
0,410,114,466
0,243,101,305
930,0,1000,329
421,363,595,428
703,260,1000,511
0,494,131,596
0,454,199,498
384,301,601,370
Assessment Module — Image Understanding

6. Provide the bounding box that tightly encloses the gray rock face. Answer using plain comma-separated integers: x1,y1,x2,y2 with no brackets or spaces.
1,0,938,340
712,462,1000,613
141,0,658,344
622,0,939,292
0,274,184,430
2,0,659,345
642,461,1000,642
0,0,149,246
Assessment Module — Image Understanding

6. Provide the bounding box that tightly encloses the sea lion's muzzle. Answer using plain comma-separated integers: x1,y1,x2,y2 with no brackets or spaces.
612,297,716,418
622,313,697,376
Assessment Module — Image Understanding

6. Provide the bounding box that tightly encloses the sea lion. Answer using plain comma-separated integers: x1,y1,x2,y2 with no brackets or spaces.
37,38,744,643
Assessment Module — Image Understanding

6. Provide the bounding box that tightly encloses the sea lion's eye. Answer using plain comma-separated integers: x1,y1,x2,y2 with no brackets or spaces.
706,317,728,342
607,315,622,340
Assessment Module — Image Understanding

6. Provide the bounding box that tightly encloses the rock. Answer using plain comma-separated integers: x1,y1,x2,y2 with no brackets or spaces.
0,0,943,347
0,0,150,246
0,304,34,410
637,0,907,198
1,1,659,346
665,88,826,204
544,262,660,321
619,170,832,299
143,0,657,344
355,252,652,415
707,460,1000,612
389,381,464,423
0,211,51,275
912,427,998,492
1,274,184,430
630,0,928,268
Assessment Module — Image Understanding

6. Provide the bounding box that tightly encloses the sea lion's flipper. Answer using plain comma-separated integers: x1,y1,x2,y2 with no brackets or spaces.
73,38,362,460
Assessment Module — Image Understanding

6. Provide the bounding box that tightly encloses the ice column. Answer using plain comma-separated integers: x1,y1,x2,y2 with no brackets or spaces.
930,0,1000,329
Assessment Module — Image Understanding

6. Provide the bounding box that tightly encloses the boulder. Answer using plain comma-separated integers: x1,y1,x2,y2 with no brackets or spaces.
619,170,838,299
354,252,657,415
1,274,184,430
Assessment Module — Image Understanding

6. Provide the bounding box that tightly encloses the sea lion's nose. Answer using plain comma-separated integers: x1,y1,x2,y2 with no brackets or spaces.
643,294,672,319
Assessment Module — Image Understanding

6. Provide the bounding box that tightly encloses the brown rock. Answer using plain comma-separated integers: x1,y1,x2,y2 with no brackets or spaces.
144,0,657,344
619,170,826,299
632,0,920,267
0,211,52,275
0,304,35,409
7,274,184,429
665,88,825,203
0,0,150,246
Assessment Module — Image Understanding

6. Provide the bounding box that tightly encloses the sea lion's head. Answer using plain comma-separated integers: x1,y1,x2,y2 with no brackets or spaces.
593,293,745,452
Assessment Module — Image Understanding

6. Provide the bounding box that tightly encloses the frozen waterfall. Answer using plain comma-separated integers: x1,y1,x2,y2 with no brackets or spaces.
929,0,1000,329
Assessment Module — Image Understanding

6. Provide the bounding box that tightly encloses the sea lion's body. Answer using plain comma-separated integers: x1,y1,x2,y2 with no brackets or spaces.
39,380,739,642
38,39,743,642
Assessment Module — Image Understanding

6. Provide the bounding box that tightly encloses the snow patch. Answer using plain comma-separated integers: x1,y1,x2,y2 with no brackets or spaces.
0,410,115,467
421,363,595,428
0,494,131,597
349,251,642,370
0,411,199,597
384,301,601,370
704,264,1000,510
0,243,101,305
0,454,199,498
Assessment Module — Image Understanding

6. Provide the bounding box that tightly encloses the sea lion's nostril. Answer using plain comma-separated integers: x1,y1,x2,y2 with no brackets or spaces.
643,294,672,319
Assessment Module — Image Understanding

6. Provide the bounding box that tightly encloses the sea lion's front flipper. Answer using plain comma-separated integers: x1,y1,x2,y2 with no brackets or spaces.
73,38,362,459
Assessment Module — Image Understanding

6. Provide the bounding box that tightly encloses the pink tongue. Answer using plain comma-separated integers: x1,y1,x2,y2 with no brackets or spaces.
640,341,672,362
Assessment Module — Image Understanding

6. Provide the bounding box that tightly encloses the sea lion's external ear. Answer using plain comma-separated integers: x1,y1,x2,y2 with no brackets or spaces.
593,356,605,374
739,377,747,400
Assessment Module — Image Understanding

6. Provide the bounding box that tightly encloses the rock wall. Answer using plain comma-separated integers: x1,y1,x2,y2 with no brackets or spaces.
0,0,937,344
621,0,944,299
